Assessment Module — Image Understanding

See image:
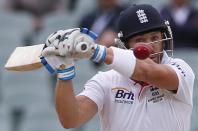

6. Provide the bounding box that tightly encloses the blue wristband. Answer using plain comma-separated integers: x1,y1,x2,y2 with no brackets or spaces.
57,66,75,80
91,45,107,63
80,28,106,63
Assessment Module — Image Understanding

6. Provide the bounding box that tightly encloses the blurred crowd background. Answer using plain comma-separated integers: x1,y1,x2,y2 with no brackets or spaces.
0,0,198,131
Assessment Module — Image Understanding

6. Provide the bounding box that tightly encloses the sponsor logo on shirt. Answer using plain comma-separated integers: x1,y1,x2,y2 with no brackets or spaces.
147,87,164,103
112,87,134,104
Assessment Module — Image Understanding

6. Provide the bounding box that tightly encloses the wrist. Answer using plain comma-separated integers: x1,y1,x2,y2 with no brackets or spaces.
40,56,76,81
57,66,75,81
109,47,136,78
104,48,113,65
90,44,107,63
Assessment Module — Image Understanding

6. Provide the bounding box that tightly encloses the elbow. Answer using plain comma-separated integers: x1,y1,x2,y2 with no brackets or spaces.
60,119,79,129
62,123,77,129
58,115,80,129
55,105,81,129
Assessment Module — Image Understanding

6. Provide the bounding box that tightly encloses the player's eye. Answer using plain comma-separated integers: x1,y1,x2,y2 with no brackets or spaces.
151,34,161,41
135,38,145,43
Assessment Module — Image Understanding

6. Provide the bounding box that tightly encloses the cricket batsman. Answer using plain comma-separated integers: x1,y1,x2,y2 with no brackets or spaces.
40,4,195,131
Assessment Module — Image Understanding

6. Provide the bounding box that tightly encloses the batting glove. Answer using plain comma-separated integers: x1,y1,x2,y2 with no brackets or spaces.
43,28,107,63
40,56,75,81
58,28,107,63
40,29,78,80
42,28,81,57
78,28,107,63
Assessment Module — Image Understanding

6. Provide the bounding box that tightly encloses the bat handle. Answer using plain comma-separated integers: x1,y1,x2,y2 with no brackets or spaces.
75,42,90,53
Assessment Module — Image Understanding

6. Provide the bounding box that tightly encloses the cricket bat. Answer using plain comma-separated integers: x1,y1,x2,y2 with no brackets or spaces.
4,42,89,71
5,44,45,71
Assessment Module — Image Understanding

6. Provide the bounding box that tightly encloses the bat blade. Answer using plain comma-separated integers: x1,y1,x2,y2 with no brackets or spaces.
5,44,45,71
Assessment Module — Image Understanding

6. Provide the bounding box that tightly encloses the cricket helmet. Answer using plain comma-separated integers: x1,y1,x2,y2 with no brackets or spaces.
116,4,173,57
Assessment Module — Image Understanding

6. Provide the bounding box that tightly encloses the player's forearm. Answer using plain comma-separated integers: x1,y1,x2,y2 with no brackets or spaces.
133,60,178,90
104,47,178,90
55,80,80,128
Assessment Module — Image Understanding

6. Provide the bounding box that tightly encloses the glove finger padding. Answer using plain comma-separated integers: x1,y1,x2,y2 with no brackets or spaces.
58,28,81,56
46,30,65,47
44,28,106,63
59,28,98,59
45,28,80,53
42,28,82,58
41,46,59,56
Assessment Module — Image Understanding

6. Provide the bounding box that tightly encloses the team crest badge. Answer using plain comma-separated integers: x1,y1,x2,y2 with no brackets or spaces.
136,9,148,23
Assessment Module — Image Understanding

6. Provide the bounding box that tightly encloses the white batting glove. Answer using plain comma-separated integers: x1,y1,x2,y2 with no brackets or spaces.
74,28,107,63
42,28,81,57
40,56,75,80
40,29,78,80
60,28,107,63
42,28,107,63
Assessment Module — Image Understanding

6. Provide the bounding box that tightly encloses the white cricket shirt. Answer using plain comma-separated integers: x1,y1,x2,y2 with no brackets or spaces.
78,53,195,131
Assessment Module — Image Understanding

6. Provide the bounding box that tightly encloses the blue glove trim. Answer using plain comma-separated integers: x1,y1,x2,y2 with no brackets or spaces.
99,47,107,63
91,45,99,60
88,31,98,40
80,28,98,40
90,45,106,63
58,74,75,81
80,28,89,34
40,57,55,73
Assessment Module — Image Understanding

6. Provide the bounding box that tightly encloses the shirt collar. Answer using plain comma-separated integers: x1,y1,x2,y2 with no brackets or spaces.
161,51,172,64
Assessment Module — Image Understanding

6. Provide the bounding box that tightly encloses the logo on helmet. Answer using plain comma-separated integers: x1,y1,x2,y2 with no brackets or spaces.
136,9,148,23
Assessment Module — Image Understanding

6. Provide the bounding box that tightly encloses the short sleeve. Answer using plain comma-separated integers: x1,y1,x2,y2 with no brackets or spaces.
166,59,195,105
78,71,109,112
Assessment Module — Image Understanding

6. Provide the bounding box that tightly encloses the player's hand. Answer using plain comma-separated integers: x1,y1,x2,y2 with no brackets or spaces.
40,52,75,80
42,28,81,57
75,28,107,63
40,28,81,80
42,28,93,58
42,28,107,63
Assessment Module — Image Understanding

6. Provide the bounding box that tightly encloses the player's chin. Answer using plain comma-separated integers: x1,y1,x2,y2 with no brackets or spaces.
149,51,163,63
149,56,160,63
150,57,156,62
